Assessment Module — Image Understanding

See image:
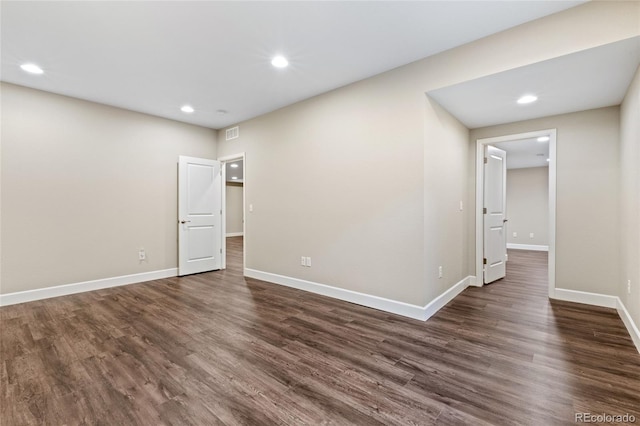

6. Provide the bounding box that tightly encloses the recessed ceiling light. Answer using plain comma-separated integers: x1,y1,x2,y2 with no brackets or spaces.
230,163,239,168
20,63,44,74
517,94,538,104
537,136,550,142
271,56,289,68
231,176,238,180
180,105,194,113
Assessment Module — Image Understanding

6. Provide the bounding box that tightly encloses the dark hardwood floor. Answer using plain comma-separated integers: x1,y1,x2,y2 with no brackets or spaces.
1,240,639,425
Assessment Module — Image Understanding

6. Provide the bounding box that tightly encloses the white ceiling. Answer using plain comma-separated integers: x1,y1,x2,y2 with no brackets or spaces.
1,1,584,130
494,137,550,170
225,160,244,184
428,36,640,129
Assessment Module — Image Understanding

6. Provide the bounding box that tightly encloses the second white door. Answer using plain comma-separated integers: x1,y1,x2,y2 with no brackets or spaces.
483,145,507,284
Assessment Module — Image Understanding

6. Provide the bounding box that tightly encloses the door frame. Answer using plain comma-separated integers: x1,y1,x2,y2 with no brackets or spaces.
475,129,557,298
219,152,246,271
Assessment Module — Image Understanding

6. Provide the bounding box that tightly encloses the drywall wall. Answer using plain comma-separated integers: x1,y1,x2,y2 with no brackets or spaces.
506,167,549,246
226,182,244,235
218,1,637,308
218,70,427,304
424,97,470,301
620,64,640,330
1,83,217,294
470,106,620,296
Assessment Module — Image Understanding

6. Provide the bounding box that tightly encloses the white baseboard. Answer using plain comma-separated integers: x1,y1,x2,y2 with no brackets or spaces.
507,243,549,251
226,232,244,237
468,275,481,287
552,288,618,308
552,288,639,354
244,268,473,321
423,276,473,320
617,298,640,353
0,268,178,307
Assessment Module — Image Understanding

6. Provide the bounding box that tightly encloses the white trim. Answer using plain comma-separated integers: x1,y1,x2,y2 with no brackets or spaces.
468,275,481,287
506,243,549,251
552,288,617,308
244,268,473,321
552,289,640,354
423,276,473,320
476,129,557,297
617,298,640,353
0,268,178,307
226,232,244,237
218,152,246,271
548,131,557,298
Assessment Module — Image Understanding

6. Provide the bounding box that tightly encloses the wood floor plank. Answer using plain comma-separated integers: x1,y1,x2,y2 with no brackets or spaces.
1,242,639,425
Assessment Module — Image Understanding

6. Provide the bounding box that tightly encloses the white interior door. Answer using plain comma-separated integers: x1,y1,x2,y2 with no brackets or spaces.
483,145,507,284
178,156,222,276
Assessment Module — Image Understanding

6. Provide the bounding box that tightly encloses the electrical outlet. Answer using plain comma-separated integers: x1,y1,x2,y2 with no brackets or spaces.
306,257,312,267
628,280,632,295
438,266,443,279
139,249,146,261
300,256,306,266
513,232,518,238
529,233,534,239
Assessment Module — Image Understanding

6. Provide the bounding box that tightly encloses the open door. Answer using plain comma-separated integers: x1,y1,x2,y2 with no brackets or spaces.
178,156,222,276
483,145,507,284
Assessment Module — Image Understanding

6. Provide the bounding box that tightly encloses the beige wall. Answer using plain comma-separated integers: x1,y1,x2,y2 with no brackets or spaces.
470,107,621,296
506,167,549,246
1,83,217,294
424,97,470,302
620,64,640,330
217,71,427,304
218,2,637,307
226,182,244,235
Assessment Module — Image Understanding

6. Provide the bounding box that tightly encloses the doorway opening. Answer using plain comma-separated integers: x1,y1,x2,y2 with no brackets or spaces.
475,129,556,298
219,153,246,272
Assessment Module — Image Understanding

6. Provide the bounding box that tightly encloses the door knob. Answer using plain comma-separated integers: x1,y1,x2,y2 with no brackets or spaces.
180,220,191,224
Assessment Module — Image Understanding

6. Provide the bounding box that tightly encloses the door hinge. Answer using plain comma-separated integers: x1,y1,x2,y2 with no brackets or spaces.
484,157,488,164
220,248,222,254
220,209,222,215
483,258,487,265
483,207,487,214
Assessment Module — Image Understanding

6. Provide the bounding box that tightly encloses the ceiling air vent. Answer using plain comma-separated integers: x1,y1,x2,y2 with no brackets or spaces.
226,126,239,141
